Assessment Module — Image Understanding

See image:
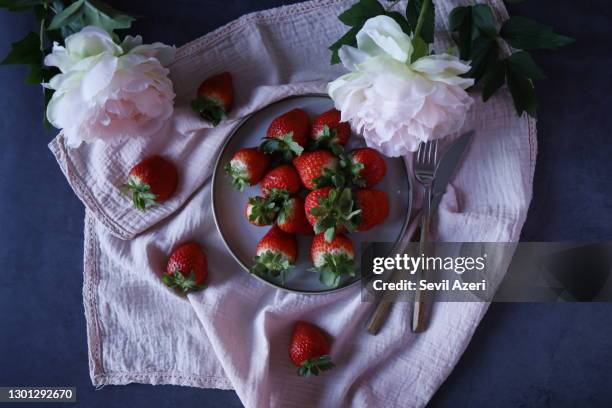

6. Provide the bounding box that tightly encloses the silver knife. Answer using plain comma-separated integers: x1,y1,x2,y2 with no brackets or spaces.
366,130,475,335
431,130,474,211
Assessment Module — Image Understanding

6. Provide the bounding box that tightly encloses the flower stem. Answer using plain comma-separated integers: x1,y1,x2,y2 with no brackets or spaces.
414,0,431,40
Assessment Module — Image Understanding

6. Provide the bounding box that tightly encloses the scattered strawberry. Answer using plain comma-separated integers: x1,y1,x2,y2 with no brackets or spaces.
354,189,389,231
304,187,361,241
123,155,178,211
261,109,310,160
350,148,387,187
292,149,341,190
225,148,271,191
289,321,335,377
191,71,233,126
310,233,355,287
311,108,350,147
277,197,313,235
244,190,289,226
251,226,298,281
260,165,302,197
163,242,207,293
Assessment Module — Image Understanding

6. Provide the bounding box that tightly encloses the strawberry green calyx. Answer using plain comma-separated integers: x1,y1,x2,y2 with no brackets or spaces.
349,161,367,187
224,162,250,191
248,196,283,225
312,167,346,189
310,188,361,242
191,96,227,126
297,355,336,377
311,253,355,288
261,133,305,162
162,270,205,293
250,251,293,282
122,176,158,211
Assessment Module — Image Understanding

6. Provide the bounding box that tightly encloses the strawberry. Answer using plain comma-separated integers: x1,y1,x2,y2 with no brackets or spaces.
260,165,302,197
123,155,178,211
311,108,350,147
250,226,298,281
292,149,341,190
289,321,335,377
310,233,355,287
261,109,310,160
304,187,361,241
163,242,207,293
244,190,289,226
350,148,387,187
354,189,389,231
191,71,233,126
225,148,271,191
277,197,314,235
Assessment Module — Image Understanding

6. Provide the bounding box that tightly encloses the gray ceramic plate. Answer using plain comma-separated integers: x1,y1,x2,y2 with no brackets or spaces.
212,94,411,294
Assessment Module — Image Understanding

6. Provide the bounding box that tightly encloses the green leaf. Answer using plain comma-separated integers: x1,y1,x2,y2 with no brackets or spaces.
481,59,506,101
448,6,469,31
506,51,546,80
500,16,575,50
471,4,498,38
47,0,85,30
324,227,336,243
329,26,359,65
410,35,428,62
506,66,537,117
83,0,135,32
449,6,472,59
467,36,498,81
1,32,41,65
338,0,384,27
406,0,435,44
48,0,134,33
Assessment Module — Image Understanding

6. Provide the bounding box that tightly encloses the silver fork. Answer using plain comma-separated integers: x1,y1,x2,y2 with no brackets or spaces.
412,140,438,332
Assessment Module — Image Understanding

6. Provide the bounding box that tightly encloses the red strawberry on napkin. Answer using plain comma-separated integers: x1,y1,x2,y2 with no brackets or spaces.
289,321,335,377
191,71,234,126
163,242,207,293
123,155,178,211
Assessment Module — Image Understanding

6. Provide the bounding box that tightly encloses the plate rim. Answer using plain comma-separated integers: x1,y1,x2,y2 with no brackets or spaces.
211,93,412,295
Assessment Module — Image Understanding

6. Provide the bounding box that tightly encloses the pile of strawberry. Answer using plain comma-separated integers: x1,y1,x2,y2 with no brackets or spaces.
225,107,389,287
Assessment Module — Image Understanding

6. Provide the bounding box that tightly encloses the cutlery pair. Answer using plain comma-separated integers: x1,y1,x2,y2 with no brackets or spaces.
366,131,474,334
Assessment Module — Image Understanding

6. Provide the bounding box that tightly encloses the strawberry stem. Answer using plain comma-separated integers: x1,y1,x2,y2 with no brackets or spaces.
297,355,335,377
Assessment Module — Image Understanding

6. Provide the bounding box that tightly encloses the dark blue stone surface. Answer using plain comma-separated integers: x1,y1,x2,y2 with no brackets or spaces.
0,1,610,407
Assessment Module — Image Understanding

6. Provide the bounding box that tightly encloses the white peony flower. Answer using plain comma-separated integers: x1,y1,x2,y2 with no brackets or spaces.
328,15,474,156
44,26,176,147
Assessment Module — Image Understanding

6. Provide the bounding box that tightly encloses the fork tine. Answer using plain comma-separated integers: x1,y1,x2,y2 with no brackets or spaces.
428,141,434,165
417,142,424,163
433,140,438,164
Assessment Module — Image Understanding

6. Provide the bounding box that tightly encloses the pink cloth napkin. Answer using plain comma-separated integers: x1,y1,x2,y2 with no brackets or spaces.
50,0,537,406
